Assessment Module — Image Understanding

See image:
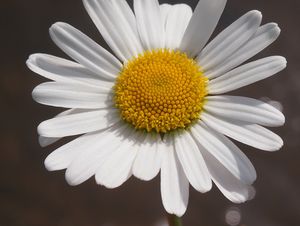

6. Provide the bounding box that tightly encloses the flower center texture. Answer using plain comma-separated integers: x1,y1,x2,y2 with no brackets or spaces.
114,49,208,133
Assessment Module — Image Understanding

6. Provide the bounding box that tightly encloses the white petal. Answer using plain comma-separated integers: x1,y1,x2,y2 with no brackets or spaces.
208,56,287,94
65,123,130,185
201,112,283,151
49,22,122,81
160,4,171,29
32,82,113,109
95,130,140,188
198,10,262,71
38,109,91,146
26,54,115,88
83,0,144,61
38,109,120,137
160,134,189,217
164,4,192,49
205,23,281,79
191,122,256,184
45,129,108,171
38,109,80,147
204,95,285,126
132,133,162,181
201,148,251,203
134,0,164,50
174,131,212,192
180,0,227,57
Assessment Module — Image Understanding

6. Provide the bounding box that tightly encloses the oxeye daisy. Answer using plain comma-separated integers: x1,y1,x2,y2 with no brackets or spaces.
27,0,286,217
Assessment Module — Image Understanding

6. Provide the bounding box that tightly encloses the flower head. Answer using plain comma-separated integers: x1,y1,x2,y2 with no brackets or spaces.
27,0,286,216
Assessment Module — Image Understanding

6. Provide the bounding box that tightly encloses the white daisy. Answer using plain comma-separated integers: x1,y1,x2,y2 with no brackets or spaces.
27,0,286,217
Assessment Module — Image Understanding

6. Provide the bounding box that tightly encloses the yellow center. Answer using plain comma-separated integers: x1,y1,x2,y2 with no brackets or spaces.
114,49,208,133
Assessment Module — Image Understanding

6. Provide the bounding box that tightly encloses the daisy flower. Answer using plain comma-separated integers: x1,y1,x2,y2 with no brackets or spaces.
27,0,286,217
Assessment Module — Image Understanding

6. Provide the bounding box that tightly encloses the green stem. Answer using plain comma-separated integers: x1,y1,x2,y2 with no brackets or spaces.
167,213,183,226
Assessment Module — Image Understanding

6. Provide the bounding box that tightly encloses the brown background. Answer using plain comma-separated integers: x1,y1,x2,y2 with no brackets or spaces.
1,0,300,225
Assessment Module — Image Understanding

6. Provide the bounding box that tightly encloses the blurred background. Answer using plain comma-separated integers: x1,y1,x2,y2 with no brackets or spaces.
1,0,299,225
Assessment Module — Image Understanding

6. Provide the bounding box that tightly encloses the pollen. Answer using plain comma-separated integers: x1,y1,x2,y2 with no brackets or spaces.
114,49,208,133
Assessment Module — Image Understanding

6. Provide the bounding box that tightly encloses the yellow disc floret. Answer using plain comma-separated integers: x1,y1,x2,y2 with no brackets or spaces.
114,49,208,133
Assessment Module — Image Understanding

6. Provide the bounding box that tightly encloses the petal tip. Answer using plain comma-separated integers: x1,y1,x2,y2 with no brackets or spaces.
278,138,284,149
272,23,281,37
271,136,284,151
37,122,45,136
247,10,262,21
26,55,35,65
44,156,57,172
65,170,81,186
49,22,68,34
51,21,64,28
280,115,286,126
251,10,262,17
273,56,287,69
31,86,39,101
281,57,287,66
164,207,187,218
49,23,58,31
